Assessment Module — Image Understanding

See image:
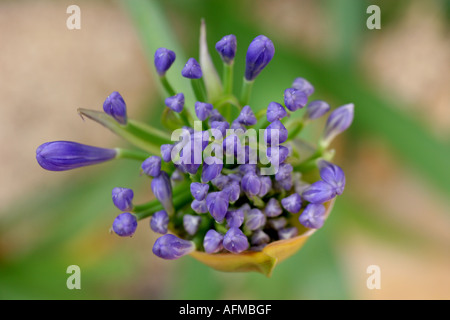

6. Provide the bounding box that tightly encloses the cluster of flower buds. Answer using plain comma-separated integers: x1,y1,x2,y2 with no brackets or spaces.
36,24,353,262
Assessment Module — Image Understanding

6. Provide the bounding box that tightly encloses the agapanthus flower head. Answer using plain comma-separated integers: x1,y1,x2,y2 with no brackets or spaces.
323,103,354,145
112,187,134,211
152,234,195,260
150,210,169,234
103,91,127,125
181,58,202,79
112,212,137,237
245,35,275,81
154,48,176,76
292,77,314,96
165,93,185,113
223,227,249,253
36,141,116,171
284,88,308,112
215,34,237,64
266,102,287,122
306,100,330,120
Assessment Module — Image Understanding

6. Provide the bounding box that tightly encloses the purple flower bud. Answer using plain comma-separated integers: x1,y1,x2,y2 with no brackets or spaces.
190,182,209,201
264,198,282,217
183,214,202,236
202,157,223,183
284,88,308,112
195,101,214,121
278,227,298,240
306,100,330,120
240,203,251,215
112,187,134,211
160,144,174,163
245,35,275,81
151,171,174,214
281,193,302,213
251,230,270,246
319,160,346,195
103,91,127,125
302,181,335,204
236,105,257,126
239,163,257,175
223,181,241,203
203,229,224,254
215,34,237,64
241,172,262,197
112,212,137,237
226,209,245,228
276,176,293,191
223,134,242,157
223,227,249,253
245,208,266,231
206,191,229,222
154,48,176,76
258,176,272,198
228,173,243,183
210,121,229,138
208,109,226,124
267,145,290,164
299,203,326,229
181,58,202,79
323,103,354,144
268,217,287,230
150,210,169,234
264,120,288,145
211,174,230,190
152,234,195,260
275,163,293,181
231,120,247,131
243,145,257,164
141,156,161,177
191,199,208,214
36,141,116,171
292,77,314,96
171,168,184,182
266,102,287,122
165,93,185,113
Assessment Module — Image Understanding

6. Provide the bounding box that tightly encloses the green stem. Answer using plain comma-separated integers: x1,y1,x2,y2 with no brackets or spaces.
159,75,176,96
239,79,254,106
115,148,150,161
178,109,192,127
223,63,234,95
287,120,304,141
126,120,172,145
134,189,192,220
191,79,207,102
254,109,266,120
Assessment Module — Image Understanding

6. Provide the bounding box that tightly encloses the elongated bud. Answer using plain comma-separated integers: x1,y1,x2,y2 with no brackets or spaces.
318,160,346,195
103,91,127,125
245,208,266,231
322,103,354,145
181,58,202,79
203,229,224,253
284,88,308,111
150,210,169,234
112,212,137,237
165,93,185,113
112,187,134,211
36,141,116,171
299,203,326,229
154,48,176,76
223,227,249,253
183,214,202,236
195,101,213,121
152,234,195,260
151,171,174,214
236,105,257,126
302,181,335,204
141,156,161,177
215,34,237,64
306,100,330,119
266,102,287,122
281,193,302,213
245,35,275,81
264,197,282,217
292,77,314,96
160,144,174,163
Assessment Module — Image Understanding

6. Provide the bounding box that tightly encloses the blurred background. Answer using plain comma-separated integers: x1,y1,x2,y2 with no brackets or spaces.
0,0,449,299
